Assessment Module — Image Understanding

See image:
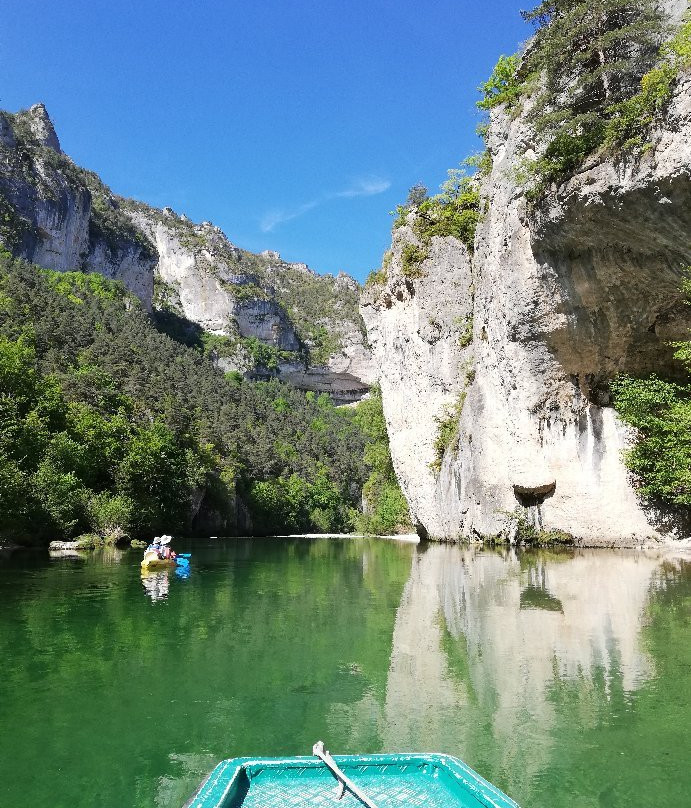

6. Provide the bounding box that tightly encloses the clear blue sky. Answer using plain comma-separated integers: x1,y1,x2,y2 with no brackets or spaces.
1,0,530,283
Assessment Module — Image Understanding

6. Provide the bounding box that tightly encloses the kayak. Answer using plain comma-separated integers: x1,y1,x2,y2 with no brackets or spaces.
141,551,190,570
183,748,519,808
141,550,176,569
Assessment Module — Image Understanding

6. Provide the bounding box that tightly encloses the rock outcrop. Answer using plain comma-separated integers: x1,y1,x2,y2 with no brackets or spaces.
23,103,61,152
0,105,374,400
362,22,691,544
127,203,375,401
361,227,473,537
0,106,157,307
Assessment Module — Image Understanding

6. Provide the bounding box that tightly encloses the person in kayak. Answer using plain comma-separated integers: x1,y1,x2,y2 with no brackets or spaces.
159,535,176,560
144,537,173,560
141,535,180,567
146,537,163,557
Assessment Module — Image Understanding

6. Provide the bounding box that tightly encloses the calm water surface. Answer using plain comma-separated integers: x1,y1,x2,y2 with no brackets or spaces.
0,538,689,808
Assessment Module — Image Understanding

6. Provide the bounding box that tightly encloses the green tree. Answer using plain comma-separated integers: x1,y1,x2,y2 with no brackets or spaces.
116,422,192,535
306,465,344,532
32,460,87,536
0,453,34,537
515,0,670,196
611,267,691,507
247,466,349,535
248,474,310,534
405,183,428,207
65,403,131,487
522,0,663,115
86,491,136,542
477,54,521,110
352,387,412,535
611,375,691,505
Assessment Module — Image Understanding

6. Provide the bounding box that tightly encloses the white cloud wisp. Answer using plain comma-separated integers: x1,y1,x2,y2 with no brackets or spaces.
260,175,391,233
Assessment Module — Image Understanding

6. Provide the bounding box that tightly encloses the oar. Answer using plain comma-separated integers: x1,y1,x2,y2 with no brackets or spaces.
312,741,379,808
176,553,191,558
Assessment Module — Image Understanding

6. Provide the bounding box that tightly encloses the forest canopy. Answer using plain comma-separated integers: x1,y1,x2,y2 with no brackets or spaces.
0,253,387,543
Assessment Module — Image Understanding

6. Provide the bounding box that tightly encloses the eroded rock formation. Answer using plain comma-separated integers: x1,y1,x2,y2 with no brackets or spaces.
0,105,156,306
362,28,691,543
129,204,375,401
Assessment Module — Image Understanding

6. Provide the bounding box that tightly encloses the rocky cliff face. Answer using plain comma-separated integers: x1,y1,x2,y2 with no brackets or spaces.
126,202,375,401
362,19,691,544
0,104,156,308
361,227,474,537
0,105,156,306
0,105,374,400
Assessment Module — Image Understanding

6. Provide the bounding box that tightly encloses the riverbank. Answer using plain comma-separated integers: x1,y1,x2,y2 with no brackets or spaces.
425,528,691,550
8,530,691,553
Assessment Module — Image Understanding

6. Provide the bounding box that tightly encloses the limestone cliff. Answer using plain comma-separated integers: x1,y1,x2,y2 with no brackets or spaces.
362,12,691,544
0,105,156,306
0,105,374,400
361,227,474,537
125,202,374,402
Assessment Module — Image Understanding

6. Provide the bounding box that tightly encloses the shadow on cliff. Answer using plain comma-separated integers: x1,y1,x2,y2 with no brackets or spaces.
153,309,205,350
530,172,691,397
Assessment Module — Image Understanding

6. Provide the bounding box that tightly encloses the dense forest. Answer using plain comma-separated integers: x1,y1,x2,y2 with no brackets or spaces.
0,251,409,544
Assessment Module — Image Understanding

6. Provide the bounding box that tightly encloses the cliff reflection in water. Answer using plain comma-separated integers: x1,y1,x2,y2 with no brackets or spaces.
383,544,689,805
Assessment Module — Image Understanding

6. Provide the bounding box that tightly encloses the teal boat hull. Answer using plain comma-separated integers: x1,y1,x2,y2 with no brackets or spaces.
185,753,519,807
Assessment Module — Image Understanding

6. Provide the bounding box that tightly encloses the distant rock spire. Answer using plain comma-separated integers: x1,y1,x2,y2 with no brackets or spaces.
27,103,61,152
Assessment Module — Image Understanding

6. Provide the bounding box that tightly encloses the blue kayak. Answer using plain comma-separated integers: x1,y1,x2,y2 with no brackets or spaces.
184,750,519,808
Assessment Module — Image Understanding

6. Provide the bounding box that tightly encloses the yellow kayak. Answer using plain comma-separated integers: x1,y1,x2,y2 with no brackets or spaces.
140,550,176,569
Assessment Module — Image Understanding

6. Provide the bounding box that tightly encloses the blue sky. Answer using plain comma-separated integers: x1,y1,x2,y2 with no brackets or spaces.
1,0,530,283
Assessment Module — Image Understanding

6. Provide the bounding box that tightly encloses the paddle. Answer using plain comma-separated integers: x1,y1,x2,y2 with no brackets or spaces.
313,741,379,808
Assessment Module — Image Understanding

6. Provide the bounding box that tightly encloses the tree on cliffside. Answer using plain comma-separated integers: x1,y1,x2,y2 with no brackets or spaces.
522,0,664,115
513,0,678,196
405,183,428,208
612,268,691,508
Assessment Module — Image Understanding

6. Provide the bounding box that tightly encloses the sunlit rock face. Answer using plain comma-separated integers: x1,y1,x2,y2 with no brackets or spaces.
132,211,302,347
0,105,375,399
21,103,61,152
460,72,691,541
360,229,473,537
0,106,156,308
382,544,684,797
130,207,375,399
362,29,691,542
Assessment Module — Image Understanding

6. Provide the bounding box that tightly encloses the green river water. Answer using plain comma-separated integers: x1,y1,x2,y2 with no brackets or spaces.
0,538,689,808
